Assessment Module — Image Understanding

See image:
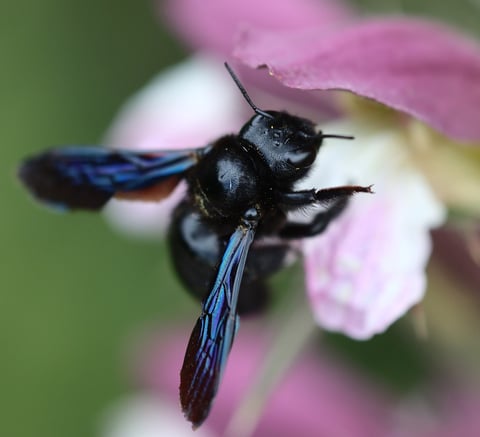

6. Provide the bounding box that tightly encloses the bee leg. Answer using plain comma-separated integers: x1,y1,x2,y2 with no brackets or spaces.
276,184,373,208
279,196,348,239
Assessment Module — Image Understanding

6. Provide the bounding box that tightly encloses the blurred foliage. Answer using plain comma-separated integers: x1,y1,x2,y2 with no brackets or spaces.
1,0,479,436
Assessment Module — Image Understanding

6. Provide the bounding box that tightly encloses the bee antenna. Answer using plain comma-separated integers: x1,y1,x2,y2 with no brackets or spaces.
320,134,355,140
224,62,274,119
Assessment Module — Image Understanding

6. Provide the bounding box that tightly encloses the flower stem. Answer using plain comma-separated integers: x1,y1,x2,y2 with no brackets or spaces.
224,289,318,437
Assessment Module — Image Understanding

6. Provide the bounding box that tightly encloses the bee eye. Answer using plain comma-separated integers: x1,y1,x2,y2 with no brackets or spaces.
286,149,316,168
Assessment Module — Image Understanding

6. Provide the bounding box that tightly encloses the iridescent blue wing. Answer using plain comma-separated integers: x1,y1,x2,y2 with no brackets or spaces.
180,216,258,428
18,146,207,210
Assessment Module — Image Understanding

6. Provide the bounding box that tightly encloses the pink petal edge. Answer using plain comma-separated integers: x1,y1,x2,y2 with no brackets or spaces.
235,18,480,142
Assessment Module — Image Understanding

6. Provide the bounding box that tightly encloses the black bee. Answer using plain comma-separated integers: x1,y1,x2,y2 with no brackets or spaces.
18,63,372,428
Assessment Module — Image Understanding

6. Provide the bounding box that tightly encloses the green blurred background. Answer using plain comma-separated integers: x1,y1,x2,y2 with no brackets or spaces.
1,1,479,436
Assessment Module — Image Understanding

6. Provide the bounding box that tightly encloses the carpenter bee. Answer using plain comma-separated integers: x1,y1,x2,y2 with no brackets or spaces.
18,63,372,428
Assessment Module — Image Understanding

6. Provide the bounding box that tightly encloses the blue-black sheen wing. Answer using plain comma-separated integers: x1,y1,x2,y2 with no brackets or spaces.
18,146,205,210
180,219,257,428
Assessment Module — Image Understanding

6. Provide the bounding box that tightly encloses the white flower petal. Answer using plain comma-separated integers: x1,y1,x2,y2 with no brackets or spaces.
301,121,446,339
103,55,245,238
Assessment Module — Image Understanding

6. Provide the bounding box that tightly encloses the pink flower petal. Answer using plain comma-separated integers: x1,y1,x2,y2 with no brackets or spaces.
160,1,351,123
303,195,425,339
236,18,480,142
303,187,444,339
299,125,446,339
161,0,352,55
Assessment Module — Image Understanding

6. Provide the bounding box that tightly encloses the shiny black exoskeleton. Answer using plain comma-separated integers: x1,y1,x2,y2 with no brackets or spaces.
18,62,372,428
169,105,354,315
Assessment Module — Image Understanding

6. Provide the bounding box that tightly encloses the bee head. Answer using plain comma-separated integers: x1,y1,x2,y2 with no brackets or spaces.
225,62,353,184
239,111,321,182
